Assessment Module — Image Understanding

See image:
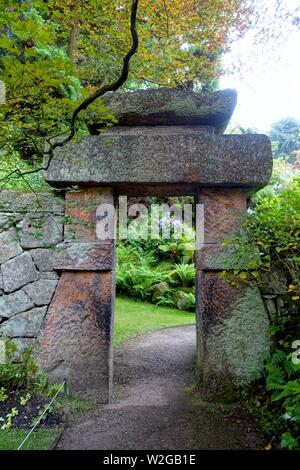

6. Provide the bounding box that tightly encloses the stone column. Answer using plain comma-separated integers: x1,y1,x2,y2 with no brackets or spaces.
195,188,270,401
38,187,116,402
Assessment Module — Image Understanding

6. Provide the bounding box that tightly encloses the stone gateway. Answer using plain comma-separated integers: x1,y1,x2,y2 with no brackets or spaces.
0,88,273,402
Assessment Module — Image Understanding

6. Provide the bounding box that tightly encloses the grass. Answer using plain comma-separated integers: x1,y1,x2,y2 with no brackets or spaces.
114,296,195,345
0,428,61,450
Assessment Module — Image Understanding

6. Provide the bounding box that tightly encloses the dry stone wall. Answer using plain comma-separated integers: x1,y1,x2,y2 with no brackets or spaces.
0,190,64,356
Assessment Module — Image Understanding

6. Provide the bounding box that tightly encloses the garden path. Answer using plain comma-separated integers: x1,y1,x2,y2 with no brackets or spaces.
57,325,265,450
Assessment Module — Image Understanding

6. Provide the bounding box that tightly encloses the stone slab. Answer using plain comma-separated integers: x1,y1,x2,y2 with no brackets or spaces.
0,306,47,337
45,128,273,190
196,188,247,244
30,248,53,271
23,279,57,306
0,290,34,318
18,216,63,249
90,88,237,133
1,252,40,293
0,229,23,264
64,187,114,242
52,242,115,271
0,190,64,214
38,271,115,401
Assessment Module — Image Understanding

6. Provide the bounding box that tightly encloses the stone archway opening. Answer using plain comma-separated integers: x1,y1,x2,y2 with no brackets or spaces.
38,87,273,403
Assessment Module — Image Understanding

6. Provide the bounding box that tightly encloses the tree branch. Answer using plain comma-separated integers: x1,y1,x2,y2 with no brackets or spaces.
47,0,139,155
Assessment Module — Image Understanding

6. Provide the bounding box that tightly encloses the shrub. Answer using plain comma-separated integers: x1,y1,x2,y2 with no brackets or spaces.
228,169,300,449
117,265,170,301
171,263,196,287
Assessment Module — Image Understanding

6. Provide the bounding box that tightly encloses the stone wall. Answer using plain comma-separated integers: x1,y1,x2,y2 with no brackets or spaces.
260,270,297,327
0,190,64,356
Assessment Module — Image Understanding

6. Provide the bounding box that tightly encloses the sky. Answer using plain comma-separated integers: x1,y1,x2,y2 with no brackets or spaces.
220,3,300,133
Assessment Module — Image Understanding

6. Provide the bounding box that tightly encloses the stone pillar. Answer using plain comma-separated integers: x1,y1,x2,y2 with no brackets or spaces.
38,187,116,402
195,188,270,401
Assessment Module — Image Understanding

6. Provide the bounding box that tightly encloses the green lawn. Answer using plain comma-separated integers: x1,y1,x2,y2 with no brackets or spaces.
0,428,61,450
114,296,195,345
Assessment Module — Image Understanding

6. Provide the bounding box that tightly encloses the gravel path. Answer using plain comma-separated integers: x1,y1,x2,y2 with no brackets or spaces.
57,325,265,450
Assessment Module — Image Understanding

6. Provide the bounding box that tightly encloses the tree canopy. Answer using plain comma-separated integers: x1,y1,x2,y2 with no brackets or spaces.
0,0,252,183
269,117,300,162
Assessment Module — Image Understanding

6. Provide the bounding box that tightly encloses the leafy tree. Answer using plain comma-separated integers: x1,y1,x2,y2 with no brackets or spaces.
0,0,253,187
269,117,300,162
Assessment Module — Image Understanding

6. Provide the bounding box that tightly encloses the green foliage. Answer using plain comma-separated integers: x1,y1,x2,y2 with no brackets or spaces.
225,163,300,449
259,349,300,449
171,263,196,288
117,264,170,301
117,214,197,309
1,407,19,431
0,0,252,189
0,364,27,391
225,176,300,302
0,428,60,450
117,222,196,310
46,383,93,414
0,387,8,402
0,339,41,391
269,117,300,161
281,432,299,450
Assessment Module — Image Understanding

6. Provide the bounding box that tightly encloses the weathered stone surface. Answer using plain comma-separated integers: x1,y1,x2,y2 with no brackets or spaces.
1,252,40,293
40,271,60,280
0,229,23,264
196,244,260,271
196,188,247,244
263,298,277,318
23,279,57,306
18,216,63,248
45,129,273,190
151,282,170,302
0,190,64,214
64,187,114,241
53,242,115,271
91,88,237,133
175,291,194,311
38,271,115,401
30,248,53,271
259,270,287,295
196,271,270,400
0,290,34,318
0,306,47,337
0,270,3,291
